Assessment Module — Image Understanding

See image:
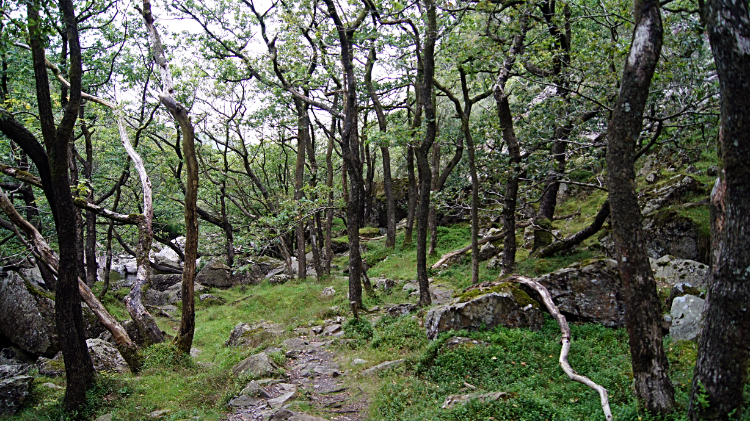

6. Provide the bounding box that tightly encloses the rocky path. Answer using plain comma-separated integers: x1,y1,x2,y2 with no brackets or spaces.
225,338,368,421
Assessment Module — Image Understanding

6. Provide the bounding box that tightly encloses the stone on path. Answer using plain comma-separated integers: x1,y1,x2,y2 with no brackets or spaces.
232,352,281,378
229,395,264,408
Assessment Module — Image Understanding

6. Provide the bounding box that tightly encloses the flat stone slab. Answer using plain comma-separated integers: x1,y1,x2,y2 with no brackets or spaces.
229,395,264,407
362,359,404,376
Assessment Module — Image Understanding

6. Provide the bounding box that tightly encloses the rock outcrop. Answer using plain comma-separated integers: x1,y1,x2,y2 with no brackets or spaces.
226,321,285,348
0,272,58,356
38,339,130,376
640,175,704,216
0,375,33,416
526,258,626,327
197,258,233,288
232,352,281,378
650,255,709,289
642,208,710,264
425,283,544,339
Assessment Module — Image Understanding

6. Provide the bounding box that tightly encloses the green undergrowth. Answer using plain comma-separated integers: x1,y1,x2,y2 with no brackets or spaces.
372,319,701,421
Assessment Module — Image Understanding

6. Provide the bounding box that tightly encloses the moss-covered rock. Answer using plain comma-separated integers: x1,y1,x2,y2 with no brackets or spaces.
0,272,58,357
642,206,710,264
359,226,381,238
425,283,543,339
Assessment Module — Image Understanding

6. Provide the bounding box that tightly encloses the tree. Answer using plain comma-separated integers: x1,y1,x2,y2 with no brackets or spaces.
688,0,750,418
141,0,199,354
605,0,675,413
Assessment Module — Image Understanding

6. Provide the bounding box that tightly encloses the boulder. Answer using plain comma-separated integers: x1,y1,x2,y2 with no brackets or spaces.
425,283,544,340
196,258,233,288
235,256,285,285
668,283,704,309
226,321,285,348
153,247,181,268
640,175,704,216
86,339,129,374
478,242,499,261
387,303,417,317
0,375,33,416
150,274,182,292
670,294,705,341
320,286,336,297
0,364,31,381
650,255,709,289
0,272,58,356
199,294,225,305
642,208,710,264
164,282,206,305
269,274,292,285
232,352,281,378
38,339,130,376
372,278,395,292
368,178,410,228
527,259,625,327
144,288,170,306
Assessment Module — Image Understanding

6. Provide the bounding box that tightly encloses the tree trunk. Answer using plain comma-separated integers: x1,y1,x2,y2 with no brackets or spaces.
427,142,440,256
82,116,98,287
688,0,750,418
415,0,437,307
534,201,609,258
323,0,369,312
404,145,417,246
28,0,95,411
324,120,335,273
606,0,674,413
494,18,528,275
294,99,308,280
141,0,198,354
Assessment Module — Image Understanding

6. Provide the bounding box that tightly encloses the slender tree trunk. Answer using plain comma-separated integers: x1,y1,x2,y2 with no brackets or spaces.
606,0,674,413
323,0,369,312
428,143,439,256
141,0,198,354
324,123,335,273
689,0,750,418
494,18,527,274
404,145,417,246
82,115,98,287
294,100,308,280
415,0,437,307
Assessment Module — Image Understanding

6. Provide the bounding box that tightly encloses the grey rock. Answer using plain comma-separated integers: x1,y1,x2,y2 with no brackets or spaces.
527,258,626,327
442,337,490,351
670,294,705,341
486,255,503,270
479,242,499,261
226,321,285,348
641,175,703,216
269,274,292,285
441,391,508,409
150,274,182,292
163,282,206,305
153,247,181,268
650,255,709,289
199,294,225,304
267,391,296,408
229,394,264,407
148,409,171,419
668,283,705,309
232,352,281,378
387,303,417,317
643,209,710,264
402,283,418,293
196,258,233,288
373,278,395,292
0,272,59,356
144,288,170,306
707,165,719,176
0,347,36,365
270,409,328,421
281,338,308,351
0,375,33,416
362,359,404,375
240,380,266,397
0,364,31,381
95,413,113,421
323,324,341,336
86,339,130,374
320,286,336,297
430,285,455,305
645,171,658,184
425,284,544,339
351,358,368,366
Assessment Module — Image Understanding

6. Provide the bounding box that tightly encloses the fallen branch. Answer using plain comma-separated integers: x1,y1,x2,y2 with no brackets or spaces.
532,201,609,259
507,275,613,421
431,231,506,269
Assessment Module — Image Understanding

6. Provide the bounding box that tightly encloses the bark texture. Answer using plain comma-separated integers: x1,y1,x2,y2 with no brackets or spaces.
605,0,674,413
688,0,750,418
